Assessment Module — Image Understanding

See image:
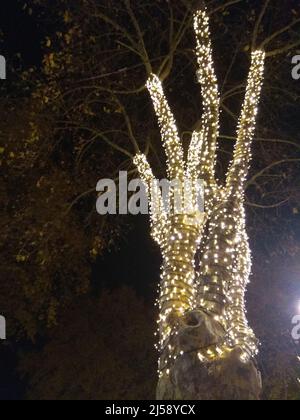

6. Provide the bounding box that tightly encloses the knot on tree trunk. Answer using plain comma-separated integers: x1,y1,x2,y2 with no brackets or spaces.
178,310,225,351
158,310,262,400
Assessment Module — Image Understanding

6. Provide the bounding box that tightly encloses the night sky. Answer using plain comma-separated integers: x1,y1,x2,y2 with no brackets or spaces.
0,1,42,66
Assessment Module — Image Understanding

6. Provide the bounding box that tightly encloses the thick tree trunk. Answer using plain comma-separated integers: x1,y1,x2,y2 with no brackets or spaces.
134,6,266,402
156,309,262,400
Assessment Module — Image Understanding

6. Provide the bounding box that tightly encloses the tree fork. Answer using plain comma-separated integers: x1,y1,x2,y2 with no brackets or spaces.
134,4,265,401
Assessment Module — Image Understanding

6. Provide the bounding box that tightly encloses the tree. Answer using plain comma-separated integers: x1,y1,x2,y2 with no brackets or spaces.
134,6,265,400
0,75,124,339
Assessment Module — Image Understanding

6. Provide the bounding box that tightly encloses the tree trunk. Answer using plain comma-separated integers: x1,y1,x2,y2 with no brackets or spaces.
156,309,262,400
134,5,266,402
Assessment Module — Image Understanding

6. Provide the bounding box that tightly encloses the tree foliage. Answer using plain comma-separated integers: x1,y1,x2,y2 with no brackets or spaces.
19,287,157,400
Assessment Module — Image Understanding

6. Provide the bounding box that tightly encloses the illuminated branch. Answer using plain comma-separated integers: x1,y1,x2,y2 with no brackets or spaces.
188,9,220,184
146,74,185,181
133,6,268,380
226,203,258,362
133,153,166,247
219,48,265,359
226,50,265,193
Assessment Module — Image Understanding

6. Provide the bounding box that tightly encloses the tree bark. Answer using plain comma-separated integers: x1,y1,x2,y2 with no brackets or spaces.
134,5,266,402
157,309,262,400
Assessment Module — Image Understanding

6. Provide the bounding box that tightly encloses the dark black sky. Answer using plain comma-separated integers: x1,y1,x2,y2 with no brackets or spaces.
93,216,160,296
0,0,42,67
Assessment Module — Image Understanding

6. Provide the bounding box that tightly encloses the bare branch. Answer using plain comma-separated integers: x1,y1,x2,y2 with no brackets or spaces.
124,0,152,75
260,17,300,49
57,124,134,158
246,158,300,188
210,0,243,15
246,198,290,209
252,0,271,50
94,11,139,50
266,39,300,57
158,9,193,80
113,96,140,154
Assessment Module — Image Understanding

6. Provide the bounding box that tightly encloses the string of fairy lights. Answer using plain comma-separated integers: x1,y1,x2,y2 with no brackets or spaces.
146,74,185,183
188,10,220,187
134,7,266,375
227,49,266,193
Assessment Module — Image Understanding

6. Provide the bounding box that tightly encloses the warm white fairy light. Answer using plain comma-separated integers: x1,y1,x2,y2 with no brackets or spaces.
225,203,258,361
133,153,167,247
146,74,185,182
134,7,265,376
223,49,265,359
134,155,206,358
187,9,222,232
226,49,266,193
187,10,220,187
